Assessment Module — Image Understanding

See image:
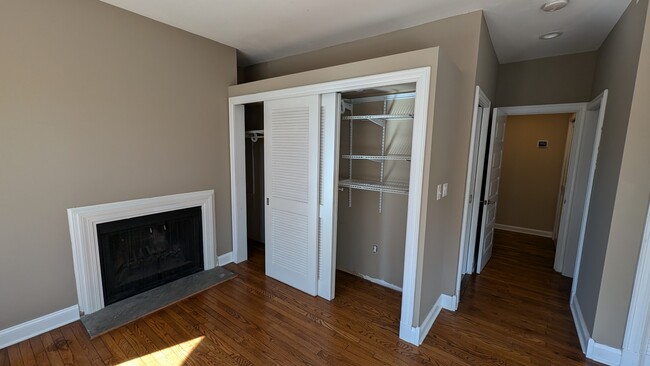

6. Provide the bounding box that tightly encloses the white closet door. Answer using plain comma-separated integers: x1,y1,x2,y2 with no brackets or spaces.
264,95,320,296
317,93,341,300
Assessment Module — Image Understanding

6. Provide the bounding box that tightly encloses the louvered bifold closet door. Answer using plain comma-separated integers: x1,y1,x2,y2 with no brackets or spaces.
264,95,320,296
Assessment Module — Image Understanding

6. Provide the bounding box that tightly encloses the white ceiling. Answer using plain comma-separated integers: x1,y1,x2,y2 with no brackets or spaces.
100,0,631,66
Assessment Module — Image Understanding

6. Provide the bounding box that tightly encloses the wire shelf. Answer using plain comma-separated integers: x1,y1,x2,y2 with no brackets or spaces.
338,179,409,195
342,154,411,162
342,114,413,127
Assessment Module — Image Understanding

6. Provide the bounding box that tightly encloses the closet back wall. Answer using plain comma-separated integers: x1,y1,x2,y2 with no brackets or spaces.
336,99,413,288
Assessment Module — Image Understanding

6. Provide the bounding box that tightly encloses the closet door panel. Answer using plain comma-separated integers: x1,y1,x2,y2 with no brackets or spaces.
264,95,319,296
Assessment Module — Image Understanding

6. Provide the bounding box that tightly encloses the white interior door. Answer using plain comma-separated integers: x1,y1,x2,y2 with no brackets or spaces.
264,95,320,296
317,93,341,300
477,108,507,273
463,86,491,274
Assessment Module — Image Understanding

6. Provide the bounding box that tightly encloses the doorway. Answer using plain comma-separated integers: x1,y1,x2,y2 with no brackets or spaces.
457,93,609,301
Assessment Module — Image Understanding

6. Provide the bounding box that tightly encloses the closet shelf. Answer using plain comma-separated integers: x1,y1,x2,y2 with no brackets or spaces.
342,154,411,162
339,179,409,195
343,114,413,127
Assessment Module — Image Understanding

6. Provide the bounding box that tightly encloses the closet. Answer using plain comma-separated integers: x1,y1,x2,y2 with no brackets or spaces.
229,47,462,345
336,86,415,291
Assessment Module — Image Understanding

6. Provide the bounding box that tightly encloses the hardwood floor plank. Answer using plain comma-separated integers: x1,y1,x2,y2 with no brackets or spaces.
27,337,50,366
39,332,65,366
0,348,9,366
5,346,22,366
2,229,600,365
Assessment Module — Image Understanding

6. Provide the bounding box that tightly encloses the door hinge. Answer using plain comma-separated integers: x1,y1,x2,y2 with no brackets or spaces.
266,198,269,205
469,194,473,204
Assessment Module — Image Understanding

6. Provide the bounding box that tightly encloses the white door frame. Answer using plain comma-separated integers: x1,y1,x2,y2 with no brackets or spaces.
621,199,650,365
458,86,491,279
228,67,432,344
455,102,589,298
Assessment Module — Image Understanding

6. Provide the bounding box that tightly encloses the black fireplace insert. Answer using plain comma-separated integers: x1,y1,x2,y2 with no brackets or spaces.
97,206,204,305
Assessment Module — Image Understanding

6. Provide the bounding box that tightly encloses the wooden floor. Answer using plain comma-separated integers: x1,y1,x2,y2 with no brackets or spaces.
1,230,600,365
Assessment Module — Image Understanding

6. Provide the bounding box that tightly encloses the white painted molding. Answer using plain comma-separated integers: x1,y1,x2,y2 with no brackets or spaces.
399,294,445,346
571,295,623,365
587,339,622,366
441,294,458,311
500,103,587,115
67,190,217,315
494,224,553,238
571,295,590,354
337,268,402,292
0,305,79,349
217,252,233,266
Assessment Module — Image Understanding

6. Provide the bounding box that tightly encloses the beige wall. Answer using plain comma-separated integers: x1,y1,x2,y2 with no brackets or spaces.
575,0,648,343
0,0,236,329
589,0,650,348
496,114,571,232
495,52,598,107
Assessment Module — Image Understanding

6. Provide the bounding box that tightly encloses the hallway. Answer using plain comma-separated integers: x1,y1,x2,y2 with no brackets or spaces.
428,229,599,364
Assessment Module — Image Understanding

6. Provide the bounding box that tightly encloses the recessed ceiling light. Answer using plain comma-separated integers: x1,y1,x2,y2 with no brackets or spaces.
539,31,563,40
542,0,570,12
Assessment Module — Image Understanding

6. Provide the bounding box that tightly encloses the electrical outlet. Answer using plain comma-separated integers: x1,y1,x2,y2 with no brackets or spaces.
442,183,448,197
372,244,378,253
436,184,442,200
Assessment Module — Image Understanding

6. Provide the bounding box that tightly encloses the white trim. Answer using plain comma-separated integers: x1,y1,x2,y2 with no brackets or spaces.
230,104,247,263
337,268,402,292
622,199,650,365
571,90,608,298
0,305,79,349
572,295,623,365
228,66,432,345
494,224,553,238
218,252,233,266
587,339,622,366
67,190,217,315
441,294,458,311
499,103,587,115
571,295,590,353
399,294,445,345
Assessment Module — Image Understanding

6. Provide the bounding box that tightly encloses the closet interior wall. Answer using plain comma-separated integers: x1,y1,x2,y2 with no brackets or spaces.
245,102,265,243
336,93,414,289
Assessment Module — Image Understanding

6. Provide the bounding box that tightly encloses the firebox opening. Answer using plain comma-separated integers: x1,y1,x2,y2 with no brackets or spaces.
97,206,204,305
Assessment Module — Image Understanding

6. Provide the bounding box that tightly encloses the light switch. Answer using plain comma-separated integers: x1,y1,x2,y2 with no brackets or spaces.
442,183,448,197
436,184,442,200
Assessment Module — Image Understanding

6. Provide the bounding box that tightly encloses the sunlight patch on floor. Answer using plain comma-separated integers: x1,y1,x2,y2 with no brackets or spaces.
117,336,204,365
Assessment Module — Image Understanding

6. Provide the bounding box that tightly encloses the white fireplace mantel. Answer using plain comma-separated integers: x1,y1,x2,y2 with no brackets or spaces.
67,190,217,315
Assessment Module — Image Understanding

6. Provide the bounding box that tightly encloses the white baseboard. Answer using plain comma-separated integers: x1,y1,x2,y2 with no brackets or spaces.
494,224,553,238
217,252,233,266
571,296,622,365
587,339,622,365
441,294,458,311
0,305,79,349
399,294,444,346
337,268,402,292
571,296,590,353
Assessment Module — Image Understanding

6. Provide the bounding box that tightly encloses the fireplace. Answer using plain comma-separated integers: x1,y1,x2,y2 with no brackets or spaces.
97,207,204,305
68,190,216,315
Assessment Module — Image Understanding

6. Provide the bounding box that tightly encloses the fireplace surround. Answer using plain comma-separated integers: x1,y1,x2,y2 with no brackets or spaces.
67,190,216,315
